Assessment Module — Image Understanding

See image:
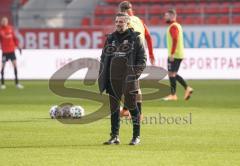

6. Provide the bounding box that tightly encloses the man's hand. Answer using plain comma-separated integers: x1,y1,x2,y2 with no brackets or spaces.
169,55,174,62
18,47,22,55
150,56,155,65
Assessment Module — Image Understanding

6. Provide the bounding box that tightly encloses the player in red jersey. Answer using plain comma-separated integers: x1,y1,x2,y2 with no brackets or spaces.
0,17,23,89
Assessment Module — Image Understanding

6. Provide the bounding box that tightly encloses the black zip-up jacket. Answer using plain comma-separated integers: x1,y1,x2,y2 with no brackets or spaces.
98,28,147,94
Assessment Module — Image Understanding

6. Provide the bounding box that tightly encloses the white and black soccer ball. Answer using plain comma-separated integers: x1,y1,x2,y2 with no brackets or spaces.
49,105,60,119
70,106,85,118
60,104,72,118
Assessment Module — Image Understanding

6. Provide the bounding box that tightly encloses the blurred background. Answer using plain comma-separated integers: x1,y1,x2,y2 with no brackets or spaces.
3,0,240,28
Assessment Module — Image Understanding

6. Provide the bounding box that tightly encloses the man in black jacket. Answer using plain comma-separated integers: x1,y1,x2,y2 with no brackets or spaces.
98,13,146,145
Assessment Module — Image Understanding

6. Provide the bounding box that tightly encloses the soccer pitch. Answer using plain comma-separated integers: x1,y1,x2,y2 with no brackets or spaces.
0,80,239,166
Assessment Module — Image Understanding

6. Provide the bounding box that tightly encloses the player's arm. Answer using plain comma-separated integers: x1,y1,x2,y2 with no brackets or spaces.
142,22,155,65
98,38,108,94
0,33,2,51
0,33,1,43
100,35,110,63
12,27,22,54
99,35,110,78
169,25,179,61
0,37,1,49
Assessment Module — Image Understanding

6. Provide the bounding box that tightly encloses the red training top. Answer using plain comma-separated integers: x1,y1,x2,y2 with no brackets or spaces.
0,25,19,53
142,22,154,61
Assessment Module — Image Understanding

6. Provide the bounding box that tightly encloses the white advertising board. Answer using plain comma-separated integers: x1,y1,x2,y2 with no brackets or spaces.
0,49,239,80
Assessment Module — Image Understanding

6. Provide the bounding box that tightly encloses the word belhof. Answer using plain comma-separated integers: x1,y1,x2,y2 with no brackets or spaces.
121,113,192,125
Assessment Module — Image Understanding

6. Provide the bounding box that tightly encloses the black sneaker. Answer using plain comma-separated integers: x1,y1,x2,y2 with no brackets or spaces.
129,136,140,145
103,136,120,145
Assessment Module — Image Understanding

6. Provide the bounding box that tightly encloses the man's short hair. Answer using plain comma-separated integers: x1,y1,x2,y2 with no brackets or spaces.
167,9,177,16
119,1,132,12
116,12,130,23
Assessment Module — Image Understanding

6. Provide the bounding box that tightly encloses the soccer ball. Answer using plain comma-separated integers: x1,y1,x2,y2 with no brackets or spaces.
60,104,72,118
70,106,85,118
49,105,60,119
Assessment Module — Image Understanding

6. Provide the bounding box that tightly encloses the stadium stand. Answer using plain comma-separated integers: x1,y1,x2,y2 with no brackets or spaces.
2,0,240,28
18,0,98,28
90,0,240,26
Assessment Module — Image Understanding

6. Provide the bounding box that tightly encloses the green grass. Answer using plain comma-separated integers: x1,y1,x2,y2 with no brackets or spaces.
0,80,240,166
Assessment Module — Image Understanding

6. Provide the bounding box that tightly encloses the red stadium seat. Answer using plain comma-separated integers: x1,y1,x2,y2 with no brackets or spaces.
232,16,240,24
176,15,184,24
149,6,162,15
92,0,236,25
199,1,208,7
232,1,240,7
81,17,91,26
204,3,228,14
94,18,103,25
205,15,218,24
219,16,229,25
218,7,229,14
103,6,116,15
95,5,116,16
103,17,114,25
134,6,146,15
183,16,201,25
232,7,240,14
150,0,170,3
177,5,201,14
221,1,230,7
94,6,102,15
204,6,219,14
149,16,161,25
